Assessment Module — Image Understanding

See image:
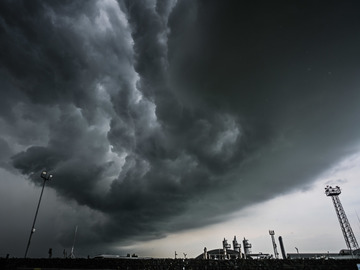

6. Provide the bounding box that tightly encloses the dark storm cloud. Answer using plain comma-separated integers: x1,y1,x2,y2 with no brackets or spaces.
1,0,360,255
165,0,360,217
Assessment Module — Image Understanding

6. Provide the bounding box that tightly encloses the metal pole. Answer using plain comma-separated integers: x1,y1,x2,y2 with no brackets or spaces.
70,225,78,258
24,179,47,258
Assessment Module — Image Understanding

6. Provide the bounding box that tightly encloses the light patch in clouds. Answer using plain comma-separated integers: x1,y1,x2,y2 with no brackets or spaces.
95,0,130,33
211,115,240,157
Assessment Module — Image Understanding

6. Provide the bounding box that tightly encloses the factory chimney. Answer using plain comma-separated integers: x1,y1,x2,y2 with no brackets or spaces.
223,238,231,259
242,238,252,259
278,236,287,259
203,247,208,260
233,236,242,258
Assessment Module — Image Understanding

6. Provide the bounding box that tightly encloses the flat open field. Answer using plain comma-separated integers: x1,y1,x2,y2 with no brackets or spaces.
1,258,360,270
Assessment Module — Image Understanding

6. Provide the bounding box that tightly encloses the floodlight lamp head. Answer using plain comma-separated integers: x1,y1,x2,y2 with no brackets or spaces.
325,185,341,196
40,171,47,180
40,171,54,180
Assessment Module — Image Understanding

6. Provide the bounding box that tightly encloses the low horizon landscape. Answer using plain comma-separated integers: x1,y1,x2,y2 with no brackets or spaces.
1,0,360,260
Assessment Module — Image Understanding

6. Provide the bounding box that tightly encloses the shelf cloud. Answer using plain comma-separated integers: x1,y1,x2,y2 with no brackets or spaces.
1,0,360,254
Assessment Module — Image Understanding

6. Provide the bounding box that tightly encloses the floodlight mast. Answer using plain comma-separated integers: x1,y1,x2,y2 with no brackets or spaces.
24,171,53,258
325,185,359,252
269,230,279,259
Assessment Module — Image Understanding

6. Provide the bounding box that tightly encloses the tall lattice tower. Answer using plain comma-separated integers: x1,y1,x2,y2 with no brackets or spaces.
269,230,279,259
325,185,359,251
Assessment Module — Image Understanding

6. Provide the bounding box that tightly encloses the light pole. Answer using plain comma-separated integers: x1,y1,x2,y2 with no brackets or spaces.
24,171,53,258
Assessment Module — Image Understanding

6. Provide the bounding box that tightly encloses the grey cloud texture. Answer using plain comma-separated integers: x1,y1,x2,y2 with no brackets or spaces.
1,0,360,255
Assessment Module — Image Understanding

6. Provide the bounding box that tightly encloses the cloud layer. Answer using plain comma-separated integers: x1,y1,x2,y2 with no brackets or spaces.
1,0,360,254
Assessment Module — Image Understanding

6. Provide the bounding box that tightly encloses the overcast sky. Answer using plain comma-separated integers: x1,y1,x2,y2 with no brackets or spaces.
1,0,360,258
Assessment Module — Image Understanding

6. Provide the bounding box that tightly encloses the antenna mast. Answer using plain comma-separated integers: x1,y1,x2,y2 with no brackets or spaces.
325,186,359,251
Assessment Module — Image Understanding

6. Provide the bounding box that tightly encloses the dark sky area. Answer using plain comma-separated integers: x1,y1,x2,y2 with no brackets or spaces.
0,0,360,257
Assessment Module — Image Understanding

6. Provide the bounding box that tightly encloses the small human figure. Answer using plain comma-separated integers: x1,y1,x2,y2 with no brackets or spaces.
63,249,67,258
48,248,52,258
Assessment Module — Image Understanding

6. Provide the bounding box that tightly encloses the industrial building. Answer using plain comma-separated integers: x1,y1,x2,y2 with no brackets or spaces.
196,236,271,260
